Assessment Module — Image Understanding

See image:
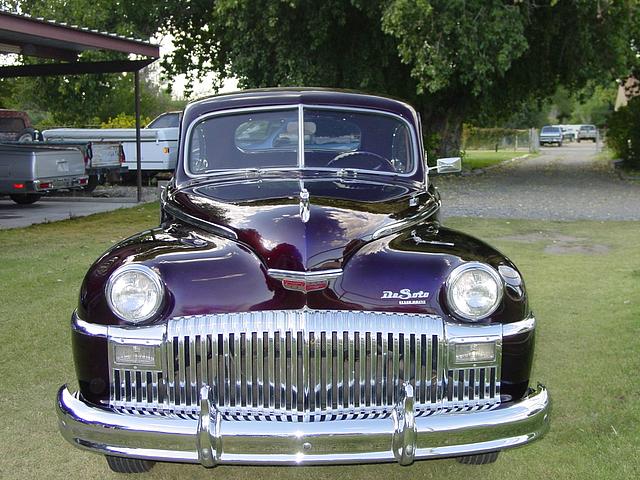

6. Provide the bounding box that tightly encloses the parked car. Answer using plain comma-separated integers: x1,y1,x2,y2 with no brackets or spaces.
554,124,576,142
577,124,597,143
0,144,88,204
57,89,550,473
539,125,563,146
0,109,37,142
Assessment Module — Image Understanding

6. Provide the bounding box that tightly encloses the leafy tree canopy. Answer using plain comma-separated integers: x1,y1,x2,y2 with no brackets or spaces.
143,0,639,154
2,0,639,154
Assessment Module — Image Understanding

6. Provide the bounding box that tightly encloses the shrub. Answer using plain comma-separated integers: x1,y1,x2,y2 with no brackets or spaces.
607,96,640,169
101,113,151,129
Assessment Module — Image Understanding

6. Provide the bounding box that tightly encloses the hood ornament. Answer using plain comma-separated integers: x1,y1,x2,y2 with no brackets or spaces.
299,187,310,223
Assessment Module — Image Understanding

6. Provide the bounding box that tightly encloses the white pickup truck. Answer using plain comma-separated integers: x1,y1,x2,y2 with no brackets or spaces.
43,112,180,180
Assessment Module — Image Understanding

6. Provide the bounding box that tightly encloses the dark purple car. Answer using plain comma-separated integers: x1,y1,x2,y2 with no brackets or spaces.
57,89,550,473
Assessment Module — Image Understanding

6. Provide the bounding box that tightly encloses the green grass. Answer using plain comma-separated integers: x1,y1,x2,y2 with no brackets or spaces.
462,150,531,170
1,206,639,479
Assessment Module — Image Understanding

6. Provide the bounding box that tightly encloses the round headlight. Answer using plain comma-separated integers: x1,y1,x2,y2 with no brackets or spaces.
446,262,503,321
106,264,164,323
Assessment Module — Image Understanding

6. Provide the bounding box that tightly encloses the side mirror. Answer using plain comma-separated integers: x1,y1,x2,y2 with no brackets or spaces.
428,157,461,174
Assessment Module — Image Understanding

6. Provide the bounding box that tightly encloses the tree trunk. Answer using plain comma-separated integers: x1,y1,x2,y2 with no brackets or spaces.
420,101,465,161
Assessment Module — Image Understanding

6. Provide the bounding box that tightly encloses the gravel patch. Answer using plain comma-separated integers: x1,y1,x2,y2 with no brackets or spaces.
433,144,640,221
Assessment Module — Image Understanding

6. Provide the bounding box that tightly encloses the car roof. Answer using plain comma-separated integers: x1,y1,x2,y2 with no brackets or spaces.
183,88,419,127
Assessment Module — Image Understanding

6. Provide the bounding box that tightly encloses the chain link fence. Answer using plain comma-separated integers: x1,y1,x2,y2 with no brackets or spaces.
462,126,539,153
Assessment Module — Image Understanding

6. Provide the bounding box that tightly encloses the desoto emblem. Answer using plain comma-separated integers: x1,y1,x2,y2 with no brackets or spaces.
381,289,430,305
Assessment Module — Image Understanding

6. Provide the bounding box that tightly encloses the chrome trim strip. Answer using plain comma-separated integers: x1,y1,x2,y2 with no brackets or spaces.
267,268,343,281
297,104,304,169
57,384,550,465
370,198,440,240
503,315,536,337
71,313,108,337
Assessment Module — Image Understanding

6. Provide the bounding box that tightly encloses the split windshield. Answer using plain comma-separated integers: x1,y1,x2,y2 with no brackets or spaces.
187,107,414,175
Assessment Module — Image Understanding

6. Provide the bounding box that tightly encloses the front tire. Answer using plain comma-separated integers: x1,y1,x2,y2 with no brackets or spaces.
456,451,500,465
105,456,155,473
10,193,41,205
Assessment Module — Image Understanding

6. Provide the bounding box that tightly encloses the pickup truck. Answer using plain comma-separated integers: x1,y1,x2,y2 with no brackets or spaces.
0,109,123,190
43,111,180,180
41,132,125,190
0,144,88,204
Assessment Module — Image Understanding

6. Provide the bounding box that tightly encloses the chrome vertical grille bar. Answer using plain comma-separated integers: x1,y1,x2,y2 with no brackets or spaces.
111,310,502,419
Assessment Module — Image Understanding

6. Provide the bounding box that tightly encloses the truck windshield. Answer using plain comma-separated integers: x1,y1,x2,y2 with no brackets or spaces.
148,113,181,129
187,107,414,176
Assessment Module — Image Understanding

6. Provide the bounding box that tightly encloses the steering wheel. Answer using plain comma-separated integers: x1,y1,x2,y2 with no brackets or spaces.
327,151,395,172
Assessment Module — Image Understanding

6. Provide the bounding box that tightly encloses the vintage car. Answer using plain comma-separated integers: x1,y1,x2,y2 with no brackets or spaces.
57,89,550,473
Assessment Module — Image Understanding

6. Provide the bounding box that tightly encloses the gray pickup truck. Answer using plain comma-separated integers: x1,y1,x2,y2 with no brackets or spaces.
0,144,88,204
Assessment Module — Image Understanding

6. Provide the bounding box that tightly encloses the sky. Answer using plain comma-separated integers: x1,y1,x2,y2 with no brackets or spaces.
156,34,238,100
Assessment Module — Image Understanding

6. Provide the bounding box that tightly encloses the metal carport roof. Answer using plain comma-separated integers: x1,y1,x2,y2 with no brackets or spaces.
0,9,161,201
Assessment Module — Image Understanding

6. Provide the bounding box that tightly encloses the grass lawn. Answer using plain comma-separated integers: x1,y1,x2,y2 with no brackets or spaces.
1,204,638,479
463,150,532,170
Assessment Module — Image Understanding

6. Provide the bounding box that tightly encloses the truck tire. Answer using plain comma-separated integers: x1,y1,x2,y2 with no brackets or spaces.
10,193,41,205
16,128,36,143
105,455,155,473
84,174,100,193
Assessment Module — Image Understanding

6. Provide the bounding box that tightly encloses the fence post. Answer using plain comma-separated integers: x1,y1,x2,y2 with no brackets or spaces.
529,128,539,153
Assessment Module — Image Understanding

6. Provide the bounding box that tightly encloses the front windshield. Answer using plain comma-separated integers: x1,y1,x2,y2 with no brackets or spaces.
541,127,560,134
187,107,414,175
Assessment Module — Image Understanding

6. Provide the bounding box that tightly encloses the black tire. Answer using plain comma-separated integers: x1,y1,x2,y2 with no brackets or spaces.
9,193,41,205
84,174,100,193
16,127,36,143
577,138,581,143
105,455,155,473
456,451,500,465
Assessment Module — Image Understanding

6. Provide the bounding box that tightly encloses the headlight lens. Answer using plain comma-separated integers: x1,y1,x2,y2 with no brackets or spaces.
446,262,503,321
106,264,164,323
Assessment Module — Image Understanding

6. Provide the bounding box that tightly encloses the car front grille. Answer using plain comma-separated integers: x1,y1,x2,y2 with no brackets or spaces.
110,310,501,420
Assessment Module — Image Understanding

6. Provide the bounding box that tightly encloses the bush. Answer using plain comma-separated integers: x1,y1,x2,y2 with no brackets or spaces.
607,96,640,169
462,125,530,151
101,113,151,129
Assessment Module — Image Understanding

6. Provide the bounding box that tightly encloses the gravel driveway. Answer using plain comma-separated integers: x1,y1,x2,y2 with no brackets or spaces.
433,143,640,221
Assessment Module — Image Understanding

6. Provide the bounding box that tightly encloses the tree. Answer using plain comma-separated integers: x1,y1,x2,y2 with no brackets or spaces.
141,0,638,156
4,1,638,154
0,0,179,127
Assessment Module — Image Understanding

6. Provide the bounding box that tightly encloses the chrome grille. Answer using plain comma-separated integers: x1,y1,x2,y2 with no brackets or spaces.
109,310,501,419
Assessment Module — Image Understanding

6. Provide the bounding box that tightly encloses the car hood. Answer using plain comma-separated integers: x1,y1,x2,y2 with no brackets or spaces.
166,176,436,271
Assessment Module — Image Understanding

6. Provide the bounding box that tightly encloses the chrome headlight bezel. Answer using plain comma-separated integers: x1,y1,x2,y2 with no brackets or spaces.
105,264,164,324
445,262,504,322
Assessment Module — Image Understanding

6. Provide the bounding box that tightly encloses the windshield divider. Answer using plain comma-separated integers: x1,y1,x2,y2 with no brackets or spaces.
297,104,304,169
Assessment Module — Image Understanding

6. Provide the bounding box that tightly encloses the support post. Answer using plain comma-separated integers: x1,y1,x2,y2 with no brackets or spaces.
134,70,142,203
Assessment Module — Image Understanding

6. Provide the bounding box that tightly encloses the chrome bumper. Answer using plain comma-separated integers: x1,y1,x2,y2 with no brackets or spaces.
57,383,550,466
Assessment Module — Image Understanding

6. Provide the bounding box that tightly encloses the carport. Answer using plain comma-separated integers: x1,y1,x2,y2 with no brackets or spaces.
0,10,160,202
